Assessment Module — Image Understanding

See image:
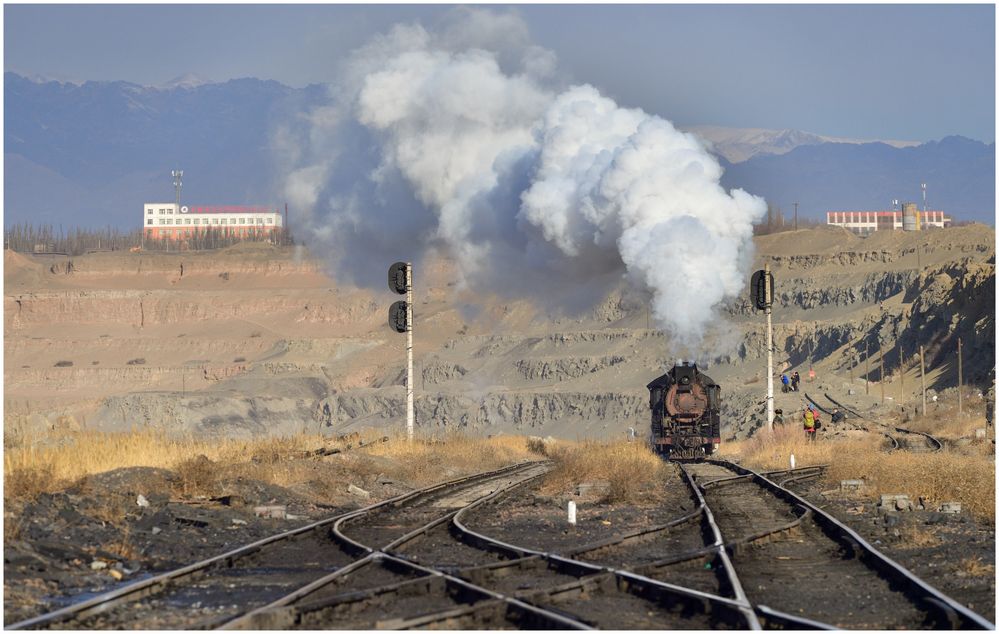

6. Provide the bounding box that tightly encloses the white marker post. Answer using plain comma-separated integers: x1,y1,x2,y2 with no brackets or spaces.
406,262,414,442
567,501,577,526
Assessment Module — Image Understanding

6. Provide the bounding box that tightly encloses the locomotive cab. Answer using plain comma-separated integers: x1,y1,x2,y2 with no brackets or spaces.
647,362,721,460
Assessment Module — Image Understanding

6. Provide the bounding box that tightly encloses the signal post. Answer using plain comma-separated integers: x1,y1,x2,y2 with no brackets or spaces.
388,262,415,441
751,264,776,431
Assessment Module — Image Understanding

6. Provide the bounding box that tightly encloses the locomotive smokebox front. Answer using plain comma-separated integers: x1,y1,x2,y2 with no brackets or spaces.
646,361,722,460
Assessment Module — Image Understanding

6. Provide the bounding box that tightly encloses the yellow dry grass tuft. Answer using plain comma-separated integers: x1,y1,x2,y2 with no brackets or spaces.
956,556,995,577
540,440,671,504
3,429,348,505
723,425,996,520
3,428,536,505
362,431,535,486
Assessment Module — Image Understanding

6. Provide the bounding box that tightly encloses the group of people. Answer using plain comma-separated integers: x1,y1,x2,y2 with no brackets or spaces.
780,371,801,393
773,403,845,441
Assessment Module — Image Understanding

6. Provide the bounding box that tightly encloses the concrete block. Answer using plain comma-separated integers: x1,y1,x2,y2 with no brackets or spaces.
840,479,865,491
878,494,913,512
347,484,371,499
938,502,962,514
253,505,287,519
575,480,611,500
975,428,987,439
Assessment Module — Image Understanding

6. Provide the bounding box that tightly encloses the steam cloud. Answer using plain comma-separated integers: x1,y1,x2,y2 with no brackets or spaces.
277,9,766,349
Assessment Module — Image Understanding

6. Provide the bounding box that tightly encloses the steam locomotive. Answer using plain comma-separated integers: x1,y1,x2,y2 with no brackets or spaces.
647,362,721,460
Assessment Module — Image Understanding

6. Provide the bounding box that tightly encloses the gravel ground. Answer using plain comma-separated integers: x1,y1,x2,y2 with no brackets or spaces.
6,462,993,628
786,477,995,621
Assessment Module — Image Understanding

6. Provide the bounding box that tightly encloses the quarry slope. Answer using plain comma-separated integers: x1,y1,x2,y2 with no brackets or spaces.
4,225,994,441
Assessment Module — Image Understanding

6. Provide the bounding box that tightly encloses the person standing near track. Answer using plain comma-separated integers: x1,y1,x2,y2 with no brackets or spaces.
803,407,816,440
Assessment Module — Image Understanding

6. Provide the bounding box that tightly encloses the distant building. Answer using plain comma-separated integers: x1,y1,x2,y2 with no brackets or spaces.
826,204,951,235
143,203,283,241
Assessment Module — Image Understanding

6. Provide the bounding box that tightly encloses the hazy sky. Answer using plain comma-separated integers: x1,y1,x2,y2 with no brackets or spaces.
4,4,995,142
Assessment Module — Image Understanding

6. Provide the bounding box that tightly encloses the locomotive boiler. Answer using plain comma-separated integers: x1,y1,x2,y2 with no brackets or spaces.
647,362,721,460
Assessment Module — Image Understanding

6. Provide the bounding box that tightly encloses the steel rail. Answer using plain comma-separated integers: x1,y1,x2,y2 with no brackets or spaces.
330,461,543,556
221,552,594,630
707,459,995,630
806,391,902,449
450,472,762,629
822,391,868,420
893,426,944,452
7,460,541,631
822,389,942,452
698,465,828,490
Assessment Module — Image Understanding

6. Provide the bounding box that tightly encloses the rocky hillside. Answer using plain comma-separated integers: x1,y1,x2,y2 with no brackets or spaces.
4,225,994,442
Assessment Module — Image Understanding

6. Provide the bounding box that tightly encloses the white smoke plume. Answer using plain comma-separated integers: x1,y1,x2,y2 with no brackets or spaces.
277,8,766,350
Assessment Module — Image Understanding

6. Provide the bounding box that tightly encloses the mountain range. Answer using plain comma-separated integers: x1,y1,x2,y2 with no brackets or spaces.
4,72,995,229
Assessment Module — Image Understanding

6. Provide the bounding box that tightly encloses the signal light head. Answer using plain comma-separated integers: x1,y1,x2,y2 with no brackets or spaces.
388,262,408,295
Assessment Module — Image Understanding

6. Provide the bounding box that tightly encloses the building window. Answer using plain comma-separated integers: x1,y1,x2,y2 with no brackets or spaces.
147,219,153,225
213,219,220,225
266,218,273,224
147,209,153,215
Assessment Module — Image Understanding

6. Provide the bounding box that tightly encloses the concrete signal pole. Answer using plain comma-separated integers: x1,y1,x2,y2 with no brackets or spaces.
406,263,414,441
765,262,775,431
388,262,415,441
751,264,775,431
920,345,927,417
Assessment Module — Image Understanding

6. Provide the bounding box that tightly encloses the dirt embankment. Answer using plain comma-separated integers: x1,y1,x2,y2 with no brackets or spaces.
4,225,995,441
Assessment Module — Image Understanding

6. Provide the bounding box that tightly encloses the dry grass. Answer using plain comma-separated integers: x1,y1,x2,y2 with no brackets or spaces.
3,429,350,504
895,525,941,550
904,411,990,441
956,556,995,577
362,431,534,486
722,425,996,520
540,440,671,504
3,428,536,505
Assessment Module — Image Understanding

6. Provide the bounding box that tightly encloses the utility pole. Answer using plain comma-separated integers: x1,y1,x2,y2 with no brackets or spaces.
899,345,904,408
958,338,963,415
793,202,799,231
865,341,870,395
878,341,885,404
920,345,927,417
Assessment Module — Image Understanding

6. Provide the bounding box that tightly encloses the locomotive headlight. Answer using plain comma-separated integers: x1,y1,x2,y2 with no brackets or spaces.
681,376,690,385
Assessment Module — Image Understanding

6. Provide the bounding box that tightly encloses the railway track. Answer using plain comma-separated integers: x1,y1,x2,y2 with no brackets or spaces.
805,391,942,452
683,460,992,629
10,452,987,630
228,459,755,629
7,462,544,630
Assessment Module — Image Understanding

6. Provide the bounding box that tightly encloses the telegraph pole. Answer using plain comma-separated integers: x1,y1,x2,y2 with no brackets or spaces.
957,338,963,415
899,345,905,408
879,341,885,404
865,341,870,395
920,345,927,417
793,202,799,231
